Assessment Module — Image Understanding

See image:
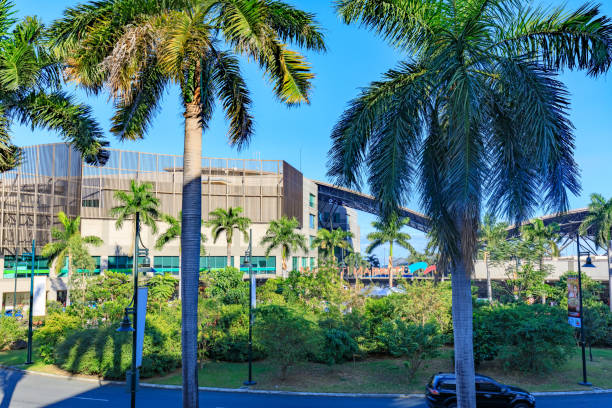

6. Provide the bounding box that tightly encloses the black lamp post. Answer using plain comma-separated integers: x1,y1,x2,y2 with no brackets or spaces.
22,240,35,365
576,233,595,386
242,229,256,386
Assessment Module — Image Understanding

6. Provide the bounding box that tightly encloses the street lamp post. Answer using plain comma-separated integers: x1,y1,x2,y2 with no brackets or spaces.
576,233,595,386
242,229,256,386
23,240,35,365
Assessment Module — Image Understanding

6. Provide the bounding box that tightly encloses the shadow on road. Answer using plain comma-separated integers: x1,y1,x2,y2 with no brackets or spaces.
0,368,24,408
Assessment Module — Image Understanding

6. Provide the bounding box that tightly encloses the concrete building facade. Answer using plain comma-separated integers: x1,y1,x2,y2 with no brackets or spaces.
0,143,360,310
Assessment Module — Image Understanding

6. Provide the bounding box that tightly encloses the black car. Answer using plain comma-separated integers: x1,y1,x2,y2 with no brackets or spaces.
425,373,536,408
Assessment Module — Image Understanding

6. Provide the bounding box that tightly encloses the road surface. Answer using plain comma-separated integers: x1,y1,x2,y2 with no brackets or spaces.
0,368,610,407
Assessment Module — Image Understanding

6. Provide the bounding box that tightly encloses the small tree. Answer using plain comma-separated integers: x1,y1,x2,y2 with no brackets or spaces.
147,273,177,312
312,228,352,263
478,213,509,302
206,207,251,267
260,217,307,277
255,305,319,380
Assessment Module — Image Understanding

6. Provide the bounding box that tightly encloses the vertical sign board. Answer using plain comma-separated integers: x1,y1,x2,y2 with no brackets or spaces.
33,276,47,316
567,276,581,328
135,287,148,367
250,274,256,309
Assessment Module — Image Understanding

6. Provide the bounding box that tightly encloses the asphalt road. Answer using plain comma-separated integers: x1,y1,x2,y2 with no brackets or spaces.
0,369,610,408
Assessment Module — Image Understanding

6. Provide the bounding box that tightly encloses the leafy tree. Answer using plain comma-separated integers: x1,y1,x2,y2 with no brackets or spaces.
260,216,307,277
0,2,108,171
580,193,612,312
147,273,178,311
202,267,248,305
42,211,102,306
327,1,610,405
312,228,352,262
51,0,324,402
478,213,509,302
393,280,453,334
255,305,319,380
366,213,414,287
366,254,380,268
206,207,251,267
345,251,369,279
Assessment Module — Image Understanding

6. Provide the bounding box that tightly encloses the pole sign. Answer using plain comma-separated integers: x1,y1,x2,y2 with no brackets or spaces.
250,274,256,309
567,276,581,328
135,287,148,367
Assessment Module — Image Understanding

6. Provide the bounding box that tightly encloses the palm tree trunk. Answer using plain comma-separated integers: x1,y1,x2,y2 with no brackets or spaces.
66,253,72,307
485,252,492,302
227,241,232,267
608,240,611,312
452,255,477,408
388,243,393,288
181,102,202,408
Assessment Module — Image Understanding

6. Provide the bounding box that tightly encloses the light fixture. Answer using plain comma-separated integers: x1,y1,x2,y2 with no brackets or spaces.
583,256,595,268
117,309,134,332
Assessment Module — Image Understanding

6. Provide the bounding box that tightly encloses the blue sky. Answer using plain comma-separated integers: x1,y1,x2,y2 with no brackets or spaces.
12,1,612,261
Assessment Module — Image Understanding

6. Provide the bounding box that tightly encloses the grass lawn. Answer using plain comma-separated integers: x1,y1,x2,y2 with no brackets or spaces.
2,346,610,393
146,347,612,394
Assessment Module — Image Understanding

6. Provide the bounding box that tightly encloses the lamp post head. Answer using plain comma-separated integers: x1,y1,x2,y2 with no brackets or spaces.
583,256,596,268
117,310,134,332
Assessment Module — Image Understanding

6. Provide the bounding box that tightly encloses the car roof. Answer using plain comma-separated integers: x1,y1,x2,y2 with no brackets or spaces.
433,373,500,383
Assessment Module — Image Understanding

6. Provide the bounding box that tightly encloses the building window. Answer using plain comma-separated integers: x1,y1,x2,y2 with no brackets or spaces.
310,257,315,269
82,199,99,208
309,193,315,208
199,256,233,270
302,257,307,268
154,256,180,274
108,256,147,273
61,256,101,275
309,214,315,229
292,256,298,271
309,235,315,248
240,256,276,274
3,255,51,278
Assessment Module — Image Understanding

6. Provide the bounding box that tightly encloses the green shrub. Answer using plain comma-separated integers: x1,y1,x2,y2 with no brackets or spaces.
473,306,501,366
34,312,82,349
582,303,612,348
314,328,359,365
392,281,453,334
0,316,26,350
255,305,320,379
202,267,248,305
376,320,444,379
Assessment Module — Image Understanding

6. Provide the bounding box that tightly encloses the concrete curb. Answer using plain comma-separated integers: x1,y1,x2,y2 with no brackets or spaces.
3,364,612,399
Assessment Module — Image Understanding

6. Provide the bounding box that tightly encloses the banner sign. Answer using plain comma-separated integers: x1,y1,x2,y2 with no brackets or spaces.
135,287,148,367
567,277,581,328
250,274,256,309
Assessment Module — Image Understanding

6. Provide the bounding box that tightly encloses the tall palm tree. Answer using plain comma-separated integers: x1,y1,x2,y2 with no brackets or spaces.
312,228,352,263
0,3,108,171
327,2,611,406
41,211,102,306
521,219,561,259
260,216,307,277
479,213,509,302
345,251,368,279
580,193,612,312
155,211,207,299
206,207,251,267
51,3,323,403
366,213,414,287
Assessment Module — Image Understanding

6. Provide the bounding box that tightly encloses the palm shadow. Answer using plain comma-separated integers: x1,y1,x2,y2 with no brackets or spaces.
0,368,24,408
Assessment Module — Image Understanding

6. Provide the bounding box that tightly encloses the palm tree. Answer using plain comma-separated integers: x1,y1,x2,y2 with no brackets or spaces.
328,2,611,406
580,193,612,312
521,219,561,259
206,207,251,267
155,211,207,299
479,213,509,302
0,4,108,171
41,211,102,306
110,180,160,274
260,216,307,277
345,251,368,279
51,3,323,403
366,213,414,287
366,254,380,268
311,228,352,263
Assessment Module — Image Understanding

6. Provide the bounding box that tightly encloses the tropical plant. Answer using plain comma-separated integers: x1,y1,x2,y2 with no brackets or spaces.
147,273,178,311
327,1,611,405
366,213,414,287
41,212,102,306
155,211,207,298
479,213,509,302
260,216,307,277
51,0,324,403
580,193,612,312
0,2,108,171
521,219,561,259
312,228,353,263
366,254,380,268
206,207,251,267
345,251,369,278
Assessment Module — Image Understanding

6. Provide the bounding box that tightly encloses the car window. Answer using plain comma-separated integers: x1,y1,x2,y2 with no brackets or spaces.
439,379,456,391
476,380,500,393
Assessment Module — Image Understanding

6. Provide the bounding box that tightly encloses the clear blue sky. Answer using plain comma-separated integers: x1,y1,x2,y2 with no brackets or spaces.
12,1,612,261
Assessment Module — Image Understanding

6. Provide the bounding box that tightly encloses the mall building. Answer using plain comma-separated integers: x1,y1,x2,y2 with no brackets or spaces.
0,143,360,311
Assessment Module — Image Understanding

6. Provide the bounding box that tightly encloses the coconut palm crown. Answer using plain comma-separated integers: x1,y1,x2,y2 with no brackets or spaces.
206,207,251,266
41,211,103,306
328,1,612,407
312,228,353,262
0,2,108,171
260,216,307,275
110,180,160,234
